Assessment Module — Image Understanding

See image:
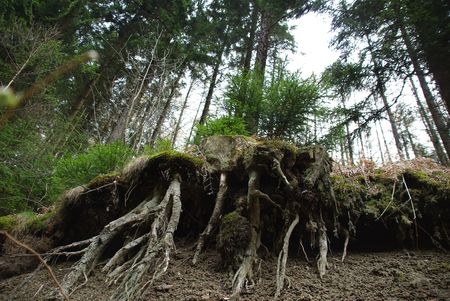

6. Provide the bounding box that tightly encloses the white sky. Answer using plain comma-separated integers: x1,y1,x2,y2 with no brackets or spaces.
286,13,340,77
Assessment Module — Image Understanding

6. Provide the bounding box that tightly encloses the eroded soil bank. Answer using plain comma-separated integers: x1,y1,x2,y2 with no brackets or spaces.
1,241,448,301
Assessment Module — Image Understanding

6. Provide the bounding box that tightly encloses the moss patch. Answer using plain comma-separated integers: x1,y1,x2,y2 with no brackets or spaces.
148,151,204,170
0,215,18,231
0,211,54,233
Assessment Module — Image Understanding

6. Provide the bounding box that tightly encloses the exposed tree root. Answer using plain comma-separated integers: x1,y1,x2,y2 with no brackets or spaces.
230,168,261,300
317,224,328,279
275,213,299,300
58,174,182,300
35,139,356,300
193,172,228,265
341,229,349,262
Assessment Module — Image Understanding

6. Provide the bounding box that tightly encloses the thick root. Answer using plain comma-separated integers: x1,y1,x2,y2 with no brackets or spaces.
60,194,161,295
193,172,228,265
275,214,299,300
109,174,182,301
317,225,328,279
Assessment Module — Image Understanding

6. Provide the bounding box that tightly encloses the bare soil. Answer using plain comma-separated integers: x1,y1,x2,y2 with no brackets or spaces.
1,241,449,301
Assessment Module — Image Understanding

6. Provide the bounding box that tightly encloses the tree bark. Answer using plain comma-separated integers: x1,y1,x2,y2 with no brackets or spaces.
242,2,258,73
254,11,271,77
341,95,354,165
108,68,154,143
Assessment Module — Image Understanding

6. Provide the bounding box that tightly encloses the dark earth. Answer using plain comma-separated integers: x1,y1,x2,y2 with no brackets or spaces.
1,239,449,301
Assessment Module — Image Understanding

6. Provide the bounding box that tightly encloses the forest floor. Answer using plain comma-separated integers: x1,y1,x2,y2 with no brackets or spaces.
1,240,449,301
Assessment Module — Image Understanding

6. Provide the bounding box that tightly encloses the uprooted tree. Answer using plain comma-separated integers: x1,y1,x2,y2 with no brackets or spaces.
2,135,449,300
44,135,340,300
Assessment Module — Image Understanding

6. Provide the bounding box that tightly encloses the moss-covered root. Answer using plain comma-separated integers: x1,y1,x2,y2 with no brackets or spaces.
193,172,228,265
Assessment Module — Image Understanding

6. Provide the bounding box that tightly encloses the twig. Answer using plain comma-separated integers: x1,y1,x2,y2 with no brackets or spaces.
402,175,418,248
376,181,396,220
0,230,70,301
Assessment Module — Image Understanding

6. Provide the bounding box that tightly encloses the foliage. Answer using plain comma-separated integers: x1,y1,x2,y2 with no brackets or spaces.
193,116,249,145
50,143,134,201
259,72,320,143
223,69,264,129
143,138,173,156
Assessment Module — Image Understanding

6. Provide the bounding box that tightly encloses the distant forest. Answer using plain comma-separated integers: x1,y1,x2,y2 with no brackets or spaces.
0,0,449,214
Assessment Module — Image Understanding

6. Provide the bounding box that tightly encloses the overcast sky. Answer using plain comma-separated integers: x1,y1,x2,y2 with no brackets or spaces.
286,13,340,77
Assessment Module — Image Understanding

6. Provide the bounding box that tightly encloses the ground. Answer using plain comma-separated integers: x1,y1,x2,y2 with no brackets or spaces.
1,241,448,301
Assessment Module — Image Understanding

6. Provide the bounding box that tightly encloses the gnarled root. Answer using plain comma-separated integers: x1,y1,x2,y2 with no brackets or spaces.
193,172,228,265
59,174,182,301
274,213,299,300
229,168,261,300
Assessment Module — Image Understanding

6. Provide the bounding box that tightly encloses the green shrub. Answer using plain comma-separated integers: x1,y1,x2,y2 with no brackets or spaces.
193,116,249,144
143,138,173,156
50,142,134,200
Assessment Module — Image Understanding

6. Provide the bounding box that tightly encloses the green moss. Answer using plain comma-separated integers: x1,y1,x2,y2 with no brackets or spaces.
148,150,204,168
87,171,119,188
0,211,54,233
0,215,18,231
258,139,298,156
21,211,54,232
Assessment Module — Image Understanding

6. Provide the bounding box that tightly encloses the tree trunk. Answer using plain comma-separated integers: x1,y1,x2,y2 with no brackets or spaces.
109,68,154,143
399,24,450,159
341,95,354,165
366,35,404,160
378,120,392,163
149,70,184,147
243,2,258,73
254,11,271,77
410,78,449,165
199,48,224,125
375,125,385,165
172,77,195,147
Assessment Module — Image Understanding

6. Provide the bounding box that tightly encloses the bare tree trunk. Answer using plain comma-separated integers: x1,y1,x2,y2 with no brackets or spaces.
341,95,354,165
399,24,450,159
149,70,184,147
172,77,195,147
402,133,411,160
366,35,404,160
375,125,385,165
185,99,203,149
254,11,271,77
199,48,224,125
243,2,258,73
378,120,392,163
108,69,154,143
410,79,449,165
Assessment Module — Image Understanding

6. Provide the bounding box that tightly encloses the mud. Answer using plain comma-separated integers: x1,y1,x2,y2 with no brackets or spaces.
1,241,448,301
